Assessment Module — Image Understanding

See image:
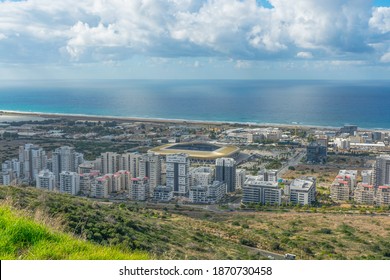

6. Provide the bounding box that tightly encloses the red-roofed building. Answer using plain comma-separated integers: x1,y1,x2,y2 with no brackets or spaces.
377,185,390,206
354,183,375,205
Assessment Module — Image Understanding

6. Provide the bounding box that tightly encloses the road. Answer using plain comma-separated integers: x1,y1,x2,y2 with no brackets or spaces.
278,149,306,177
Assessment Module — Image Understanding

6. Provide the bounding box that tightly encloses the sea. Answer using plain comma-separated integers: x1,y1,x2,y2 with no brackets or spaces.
0,79,390,129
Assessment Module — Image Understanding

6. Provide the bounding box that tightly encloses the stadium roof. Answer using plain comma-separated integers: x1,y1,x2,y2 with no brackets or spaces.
149,142,239,160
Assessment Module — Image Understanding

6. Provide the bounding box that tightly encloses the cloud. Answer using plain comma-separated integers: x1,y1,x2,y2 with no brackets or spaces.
0,0,388,64
235,60,252,68
380,52,390,63
370,7,390,33
296,52,313,59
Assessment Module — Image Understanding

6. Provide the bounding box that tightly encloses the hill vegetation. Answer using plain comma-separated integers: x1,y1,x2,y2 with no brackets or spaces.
1,185,390,260
0,204,148,260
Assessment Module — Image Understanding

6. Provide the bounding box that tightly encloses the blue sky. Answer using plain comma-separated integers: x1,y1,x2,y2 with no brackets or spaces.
0,0,389,80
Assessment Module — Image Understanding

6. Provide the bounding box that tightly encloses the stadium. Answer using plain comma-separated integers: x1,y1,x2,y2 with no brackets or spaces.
149,142,240,164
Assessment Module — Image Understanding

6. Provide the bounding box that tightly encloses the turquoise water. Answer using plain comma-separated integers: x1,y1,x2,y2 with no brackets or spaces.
0,80,389,129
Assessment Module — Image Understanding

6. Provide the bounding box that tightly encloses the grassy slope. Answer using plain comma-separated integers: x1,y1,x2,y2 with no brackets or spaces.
0,205,148,260
1,186,390,260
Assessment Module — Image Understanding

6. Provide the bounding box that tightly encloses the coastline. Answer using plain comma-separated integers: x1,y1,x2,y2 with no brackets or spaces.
1,110,388,133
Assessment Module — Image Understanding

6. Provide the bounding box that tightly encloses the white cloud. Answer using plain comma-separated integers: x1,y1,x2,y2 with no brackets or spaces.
0,0,387,64
296,51,313,59
370,7,390,33
235,60,251,69
380,52,390,63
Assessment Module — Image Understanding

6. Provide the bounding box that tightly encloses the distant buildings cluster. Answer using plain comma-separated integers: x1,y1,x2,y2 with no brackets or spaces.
1,143,245,204
242,170,316,206
329,154,390,206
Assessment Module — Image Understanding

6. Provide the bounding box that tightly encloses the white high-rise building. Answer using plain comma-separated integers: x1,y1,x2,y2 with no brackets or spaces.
114,170,131,191
119,153,141,177
101,152,120,175
36,169,55,191
52,146,83,185
59,171,80,195
130,177,149,201
139,153,161,195
189,166,214,187
166,154,190,196
19,144,47,183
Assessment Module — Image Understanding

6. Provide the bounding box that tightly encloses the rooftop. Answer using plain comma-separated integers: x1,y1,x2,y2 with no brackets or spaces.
149,142,239,160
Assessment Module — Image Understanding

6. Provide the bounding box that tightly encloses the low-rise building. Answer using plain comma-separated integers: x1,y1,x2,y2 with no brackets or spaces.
289,177,316,205
153,185,173,202
189,181,226,204
242,176,281,205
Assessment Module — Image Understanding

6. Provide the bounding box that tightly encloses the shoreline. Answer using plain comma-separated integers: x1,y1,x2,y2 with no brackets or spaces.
1,110,389,132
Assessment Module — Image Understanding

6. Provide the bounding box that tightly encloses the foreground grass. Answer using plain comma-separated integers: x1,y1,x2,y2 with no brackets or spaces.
0,206,148,260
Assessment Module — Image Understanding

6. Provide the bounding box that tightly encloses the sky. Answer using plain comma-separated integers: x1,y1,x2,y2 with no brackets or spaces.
0,0,389,80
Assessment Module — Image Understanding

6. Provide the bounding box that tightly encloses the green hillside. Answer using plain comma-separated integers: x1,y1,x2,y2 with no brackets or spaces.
1,185,390,260
0,204,148,260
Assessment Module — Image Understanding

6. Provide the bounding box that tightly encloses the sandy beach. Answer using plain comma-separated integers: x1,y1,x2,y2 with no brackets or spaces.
1,110,388,133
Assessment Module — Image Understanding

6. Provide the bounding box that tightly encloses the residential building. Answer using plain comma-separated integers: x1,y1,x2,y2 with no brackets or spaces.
242,176,281,205
79,171,99,196
337,170,358,190
166,153,190,196
52,146,83,185
374,155,390,187
259,169,278,182
114,170,131,192
100,152,120,174
130,177,149,201
119,153,141,177
189,186,208,204
376,186,390,206
289,177,316,205
19,144,47,183
139,153,162,194
330,179,350,202
361,170,374,185
59,171,80,195
216,157,236,193
189,181,227,204
354,183,375,205
236,169,246,189
90,176,109,198
153,185,173,202
189,166,214,187
36,169,56,191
